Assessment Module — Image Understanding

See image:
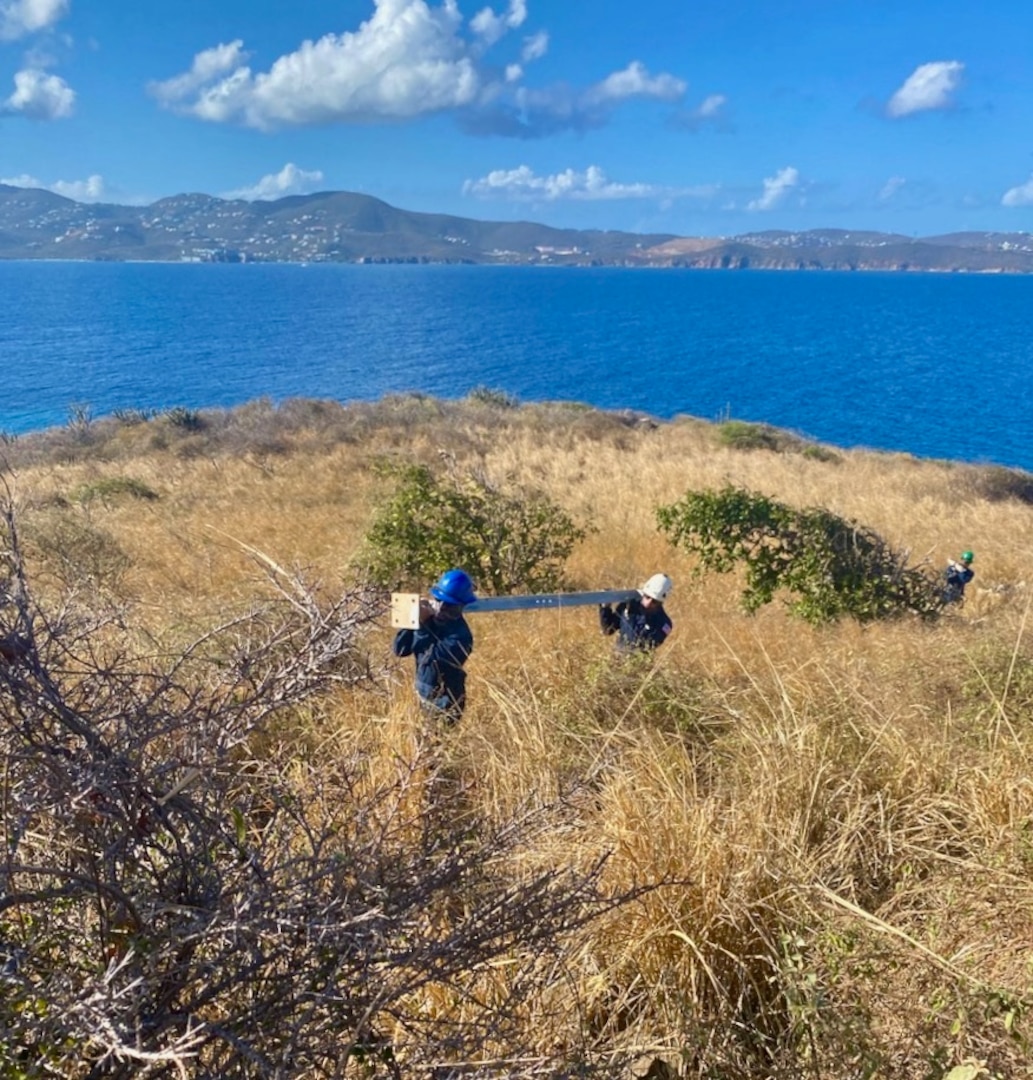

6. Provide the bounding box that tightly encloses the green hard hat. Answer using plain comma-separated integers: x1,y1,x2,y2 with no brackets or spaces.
961,550,974,563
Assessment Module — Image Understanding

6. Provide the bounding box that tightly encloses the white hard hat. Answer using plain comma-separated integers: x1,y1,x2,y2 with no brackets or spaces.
640,573,673,602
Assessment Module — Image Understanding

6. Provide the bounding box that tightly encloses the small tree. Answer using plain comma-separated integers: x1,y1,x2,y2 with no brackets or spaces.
360,461,588,595
656,484,942,624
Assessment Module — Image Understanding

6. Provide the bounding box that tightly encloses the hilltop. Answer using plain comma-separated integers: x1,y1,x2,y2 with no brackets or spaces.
2,182,1032,271
3,393,1033,1077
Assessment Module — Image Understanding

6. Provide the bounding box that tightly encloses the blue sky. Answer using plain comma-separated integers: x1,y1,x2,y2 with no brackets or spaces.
2,0,1032,237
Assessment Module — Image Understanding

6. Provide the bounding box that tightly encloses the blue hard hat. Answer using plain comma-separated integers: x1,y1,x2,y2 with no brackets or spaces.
430,568,477,606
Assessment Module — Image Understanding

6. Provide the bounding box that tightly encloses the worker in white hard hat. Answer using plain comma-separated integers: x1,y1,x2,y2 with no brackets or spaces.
599,573,673,651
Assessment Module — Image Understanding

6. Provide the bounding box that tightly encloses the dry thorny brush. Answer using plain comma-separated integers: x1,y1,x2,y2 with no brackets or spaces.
0,482,649,1078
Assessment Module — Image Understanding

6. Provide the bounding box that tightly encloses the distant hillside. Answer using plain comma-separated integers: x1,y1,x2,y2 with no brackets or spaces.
644,228,1033,273
1,184,1031,271
0,185,674,265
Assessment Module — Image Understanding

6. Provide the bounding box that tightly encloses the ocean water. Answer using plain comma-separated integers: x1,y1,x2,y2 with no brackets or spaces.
2,261,1032,470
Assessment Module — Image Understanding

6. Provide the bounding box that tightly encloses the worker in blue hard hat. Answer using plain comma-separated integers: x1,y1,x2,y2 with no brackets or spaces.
392,568,477,722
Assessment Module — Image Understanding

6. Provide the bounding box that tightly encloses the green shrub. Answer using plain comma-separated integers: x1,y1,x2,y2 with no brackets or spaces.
467,386,519,409
717,420,842,462
656,484,943,624
718,420,782,451
359,461,588,595
72,476,159,505
800,443,842,464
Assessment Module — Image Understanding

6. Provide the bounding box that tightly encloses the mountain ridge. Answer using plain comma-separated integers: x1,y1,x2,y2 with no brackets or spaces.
1,184,1031,271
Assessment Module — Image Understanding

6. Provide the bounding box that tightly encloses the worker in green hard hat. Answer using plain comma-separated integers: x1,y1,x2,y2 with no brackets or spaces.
942,550,975,605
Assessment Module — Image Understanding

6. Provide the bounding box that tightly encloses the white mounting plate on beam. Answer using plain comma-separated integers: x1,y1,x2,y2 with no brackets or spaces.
390,593,422,630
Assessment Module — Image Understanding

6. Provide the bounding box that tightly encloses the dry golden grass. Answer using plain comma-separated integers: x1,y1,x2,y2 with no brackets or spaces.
7,397,1033,1077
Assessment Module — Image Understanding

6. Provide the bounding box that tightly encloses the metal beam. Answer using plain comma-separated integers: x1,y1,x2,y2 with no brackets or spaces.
390,589,640,629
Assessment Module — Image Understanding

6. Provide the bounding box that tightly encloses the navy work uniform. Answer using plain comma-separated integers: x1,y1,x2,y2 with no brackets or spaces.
599,596,673,652
393,568,478,722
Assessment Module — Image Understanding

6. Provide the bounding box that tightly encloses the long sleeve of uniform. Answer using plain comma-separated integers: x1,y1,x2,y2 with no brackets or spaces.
942,562,974,602
605,599,672,651
393,617,474,716
599,604,621,636
392,628,418,657
943,562,974,588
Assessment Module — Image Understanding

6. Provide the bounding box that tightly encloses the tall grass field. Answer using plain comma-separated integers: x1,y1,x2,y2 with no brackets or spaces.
2,394,1032,1079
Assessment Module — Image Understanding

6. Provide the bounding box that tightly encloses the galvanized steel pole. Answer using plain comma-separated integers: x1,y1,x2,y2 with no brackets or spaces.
390,588,640,629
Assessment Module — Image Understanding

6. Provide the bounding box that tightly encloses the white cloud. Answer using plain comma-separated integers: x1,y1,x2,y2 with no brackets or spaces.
581,61,685,107
521,29,548,62
463,163,714,202
0,0,68,41
470,0,526,47
498,29,546,84
150,0,484,128
223,163,325,201
695,93,726,120
2,66,74,118
464,164,650,200
1,172,107,201
477,60,685,138
149,0,684,137
879,175,906,202
149,41,250,104
886,60,964,118
670,92,730,133
51,174,107,200
1002,174,1033,208
746,166,800,211
0,171,39,186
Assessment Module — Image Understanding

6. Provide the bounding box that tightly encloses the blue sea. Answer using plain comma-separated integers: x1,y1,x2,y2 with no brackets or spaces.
2,261,1032,471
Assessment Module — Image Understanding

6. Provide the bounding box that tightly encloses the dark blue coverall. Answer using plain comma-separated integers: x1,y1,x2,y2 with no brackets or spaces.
942,562,974,604
392,614,474,720
599,598,673,651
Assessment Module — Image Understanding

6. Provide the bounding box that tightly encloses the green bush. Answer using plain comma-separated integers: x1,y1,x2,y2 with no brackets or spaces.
359,461,588,595
800,443,842,464
717,420,841,462
718,420,782,451
71,476,159,505
466,386,519,409
656,484,943,624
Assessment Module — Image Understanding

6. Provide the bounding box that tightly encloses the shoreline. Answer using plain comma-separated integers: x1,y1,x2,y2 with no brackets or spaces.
4,394,1032,478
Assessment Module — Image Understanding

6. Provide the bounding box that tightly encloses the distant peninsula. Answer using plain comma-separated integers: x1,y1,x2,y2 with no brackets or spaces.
2,183,1032,272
